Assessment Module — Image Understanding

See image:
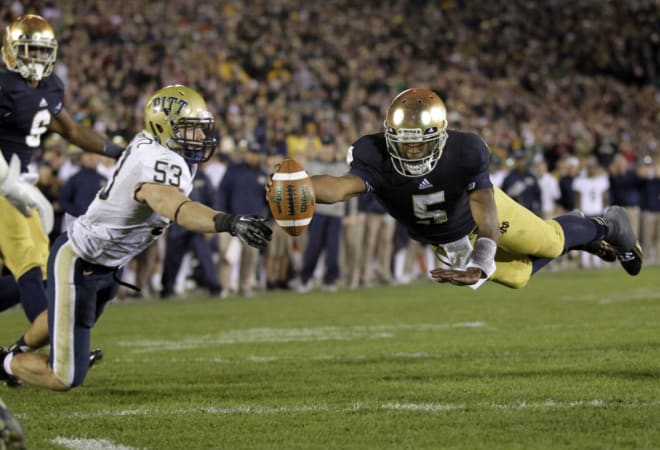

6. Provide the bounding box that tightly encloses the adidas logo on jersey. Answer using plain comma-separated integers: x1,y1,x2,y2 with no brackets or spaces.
418,178,433,190
39,98,48,107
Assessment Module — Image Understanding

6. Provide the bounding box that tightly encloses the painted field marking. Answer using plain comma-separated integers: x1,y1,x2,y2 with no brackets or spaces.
118,322,489,353
52,437,141,450
41,399,660,421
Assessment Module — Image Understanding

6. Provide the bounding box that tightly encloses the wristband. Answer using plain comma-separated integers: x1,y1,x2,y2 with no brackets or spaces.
103,141,124,159
213,213,237,233
467,237,497,279
173,200,193,224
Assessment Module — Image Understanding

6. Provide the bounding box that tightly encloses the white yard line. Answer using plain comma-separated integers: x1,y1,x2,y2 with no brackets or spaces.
42,399,660,421
52,437,142,450
117,322,489,353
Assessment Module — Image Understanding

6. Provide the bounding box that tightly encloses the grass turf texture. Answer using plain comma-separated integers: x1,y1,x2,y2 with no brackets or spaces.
1,267,659,449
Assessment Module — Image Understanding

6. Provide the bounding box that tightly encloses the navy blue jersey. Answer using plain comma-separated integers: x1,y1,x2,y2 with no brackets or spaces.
0,70,65,171
58,167,107,218
349,130,491,244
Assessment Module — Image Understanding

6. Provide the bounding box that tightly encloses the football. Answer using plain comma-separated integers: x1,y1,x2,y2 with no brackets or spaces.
268,159,315,236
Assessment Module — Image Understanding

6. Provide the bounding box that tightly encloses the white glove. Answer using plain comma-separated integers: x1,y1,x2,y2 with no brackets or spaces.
0,154,54,234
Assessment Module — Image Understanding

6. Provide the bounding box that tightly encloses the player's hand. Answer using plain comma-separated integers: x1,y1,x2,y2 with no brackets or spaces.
230,215,273,249
0,154,54,234
264,163,280,200
430,267,484,286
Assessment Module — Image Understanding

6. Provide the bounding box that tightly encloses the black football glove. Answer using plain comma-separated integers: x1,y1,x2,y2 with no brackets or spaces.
229,215,273,249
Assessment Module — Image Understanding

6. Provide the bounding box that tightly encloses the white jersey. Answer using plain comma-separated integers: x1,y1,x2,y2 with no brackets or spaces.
572,174,609,216
68,131,194,267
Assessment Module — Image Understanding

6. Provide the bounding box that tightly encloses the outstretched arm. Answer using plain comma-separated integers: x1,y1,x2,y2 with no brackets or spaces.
311,173,367,204
50,109,124,158
469,187,500,243
137,183,272,249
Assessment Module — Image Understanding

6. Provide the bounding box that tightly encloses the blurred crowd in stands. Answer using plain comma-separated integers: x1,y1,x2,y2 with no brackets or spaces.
2,0,659,297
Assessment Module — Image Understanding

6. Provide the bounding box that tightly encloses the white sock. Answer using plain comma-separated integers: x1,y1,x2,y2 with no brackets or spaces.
3,352,14,376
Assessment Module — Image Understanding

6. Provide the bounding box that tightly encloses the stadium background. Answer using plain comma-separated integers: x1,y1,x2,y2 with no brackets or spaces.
2,1,657,297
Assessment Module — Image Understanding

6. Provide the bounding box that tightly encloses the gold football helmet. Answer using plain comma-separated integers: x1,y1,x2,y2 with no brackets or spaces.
384,88,448,177
2,14,57,81
144,85,217,163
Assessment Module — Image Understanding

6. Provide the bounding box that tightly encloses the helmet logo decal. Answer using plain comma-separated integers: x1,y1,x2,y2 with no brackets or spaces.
151,96,189,115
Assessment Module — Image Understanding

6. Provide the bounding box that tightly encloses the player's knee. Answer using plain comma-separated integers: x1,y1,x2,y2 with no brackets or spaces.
51,367,86,391
50,373,76,391
491,263,532,289
540,220,566,257
50,380,73,392
500,275,530,289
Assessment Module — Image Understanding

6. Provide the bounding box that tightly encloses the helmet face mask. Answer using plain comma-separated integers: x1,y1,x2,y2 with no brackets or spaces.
144,85,217,163
384,88,448,177
2,15,57,81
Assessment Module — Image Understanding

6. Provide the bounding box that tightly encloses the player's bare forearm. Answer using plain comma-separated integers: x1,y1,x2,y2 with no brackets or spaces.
50,109,106,154
469,187,500,242
311,173,366,204
136,183,216,233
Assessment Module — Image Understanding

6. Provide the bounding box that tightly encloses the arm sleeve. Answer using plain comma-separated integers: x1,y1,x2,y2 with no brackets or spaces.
463,134,493,193
347,140,383,193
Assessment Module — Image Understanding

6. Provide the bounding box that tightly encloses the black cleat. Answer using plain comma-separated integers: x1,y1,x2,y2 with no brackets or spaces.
602,206,643,275
576,240,617,263
0,348,21,388
89,348,104,368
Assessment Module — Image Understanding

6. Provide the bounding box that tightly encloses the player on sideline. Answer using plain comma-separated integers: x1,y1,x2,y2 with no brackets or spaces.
0,15,125,327
268,88,641,290
0,84,272,391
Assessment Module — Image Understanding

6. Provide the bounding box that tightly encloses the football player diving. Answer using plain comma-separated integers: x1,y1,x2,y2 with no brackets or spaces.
0,84,271,391
0,15,124,339
268,88,642,290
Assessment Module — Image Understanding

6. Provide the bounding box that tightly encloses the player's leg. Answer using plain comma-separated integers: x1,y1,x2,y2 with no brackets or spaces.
546,206,641,275
0,200,49,321
492,188,566,258
190,233,222,295
0,274,20,313
322,216,342,288
488,188,610,288
299,214,326,289
160,228,188,298
494,185,641,276
3,236,109,390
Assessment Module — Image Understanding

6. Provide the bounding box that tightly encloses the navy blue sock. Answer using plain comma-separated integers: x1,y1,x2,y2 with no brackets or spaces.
554,214,607,252
531,215,608,274
16,267,48,322
0,274,21,313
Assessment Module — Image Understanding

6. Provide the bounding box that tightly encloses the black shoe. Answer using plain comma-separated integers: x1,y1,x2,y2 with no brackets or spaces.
0,348,21,388
89,348,104,368
602,206,643,275
575,240,617,263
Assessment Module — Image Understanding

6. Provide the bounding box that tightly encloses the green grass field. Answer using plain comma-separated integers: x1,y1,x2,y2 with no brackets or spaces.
2,266,660,449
